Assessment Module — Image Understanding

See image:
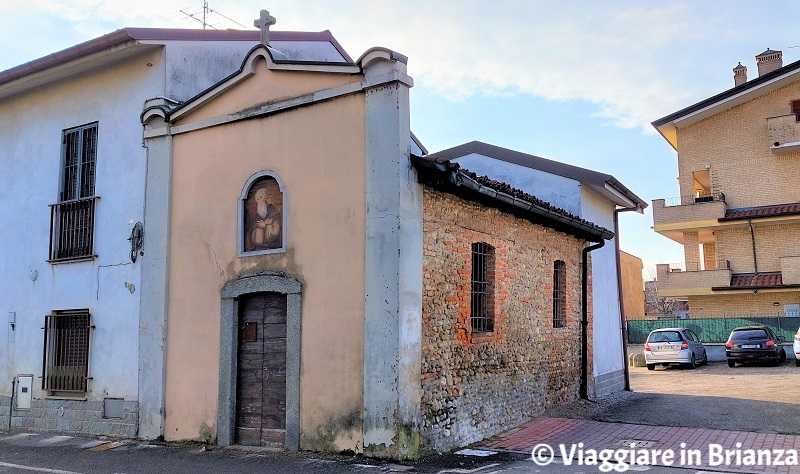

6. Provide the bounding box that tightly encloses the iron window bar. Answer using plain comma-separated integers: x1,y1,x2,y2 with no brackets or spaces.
553,260,567,328
471,242,495,333
42,311,93,393
48,196,99,261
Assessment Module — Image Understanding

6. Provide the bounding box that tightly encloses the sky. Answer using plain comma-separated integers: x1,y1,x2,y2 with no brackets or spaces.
4,0,800,279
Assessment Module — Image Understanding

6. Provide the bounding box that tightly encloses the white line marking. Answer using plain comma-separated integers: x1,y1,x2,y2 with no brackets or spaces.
0,461,85,474
38,435,73,445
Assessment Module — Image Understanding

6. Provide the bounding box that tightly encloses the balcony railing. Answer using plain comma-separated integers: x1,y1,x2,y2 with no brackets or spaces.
656,261,733,296
49,196,98,262
666,260,731,272
652,193,727,228
662,192,726,207
767,114,800,154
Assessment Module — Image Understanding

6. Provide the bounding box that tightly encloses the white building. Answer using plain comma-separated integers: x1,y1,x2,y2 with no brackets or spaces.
425,141,646,396
0,27,352,439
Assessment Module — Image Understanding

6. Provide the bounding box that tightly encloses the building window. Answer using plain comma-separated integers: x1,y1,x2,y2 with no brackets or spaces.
470,242,495,333
239,171,286,255
791,99,800,121
553,260,566,328
49,123,99,261
42,310,92,393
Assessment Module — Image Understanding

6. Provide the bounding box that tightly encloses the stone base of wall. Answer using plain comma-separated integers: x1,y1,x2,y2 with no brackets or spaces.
0,396,138,437
593,369,626,397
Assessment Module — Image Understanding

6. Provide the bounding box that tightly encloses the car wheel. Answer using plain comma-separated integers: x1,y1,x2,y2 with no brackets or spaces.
700,350,708,365
795,358,800,367
728,359,736,368
685,354,697,369
780,349,786,364
647,364,655,371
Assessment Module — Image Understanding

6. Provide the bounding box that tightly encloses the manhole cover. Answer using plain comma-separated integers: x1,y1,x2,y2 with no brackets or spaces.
613,439,656,448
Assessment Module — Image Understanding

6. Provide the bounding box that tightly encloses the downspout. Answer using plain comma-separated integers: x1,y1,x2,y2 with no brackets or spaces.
748,219,758,273
581,238,605,400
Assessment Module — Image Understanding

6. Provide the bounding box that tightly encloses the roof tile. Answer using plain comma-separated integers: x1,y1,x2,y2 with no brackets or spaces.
721,202,800,220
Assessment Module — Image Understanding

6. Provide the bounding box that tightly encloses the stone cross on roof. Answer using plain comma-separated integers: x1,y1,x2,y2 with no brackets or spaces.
254,9,276,45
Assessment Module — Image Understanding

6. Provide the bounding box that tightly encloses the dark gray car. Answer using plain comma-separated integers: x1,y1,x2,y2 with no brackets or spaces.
725,325,786,367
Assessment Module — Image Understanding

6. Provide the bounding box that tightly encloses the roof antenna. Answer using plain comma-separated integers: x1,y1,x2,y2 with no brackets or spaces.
178,2,247,30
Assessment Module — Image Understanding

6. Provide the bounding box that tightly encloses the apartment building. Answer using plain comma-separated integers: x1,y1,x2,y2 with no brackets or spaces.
652,49,800,318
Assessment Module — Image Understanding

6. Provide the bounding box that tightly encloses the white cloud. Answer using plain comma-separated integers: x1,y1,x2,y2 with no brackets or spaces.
4,0,800,132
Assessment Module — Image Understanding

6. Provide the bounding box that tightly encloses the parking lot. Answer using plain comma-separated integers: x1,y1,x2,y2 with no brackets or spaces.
548,360,800,434
615,361,800,433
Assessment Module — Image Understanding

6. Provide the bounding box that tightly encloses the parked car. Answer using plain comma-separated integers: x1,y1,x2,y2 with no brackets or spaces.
725,326,786,367
644,327,707,370
793,327,800,367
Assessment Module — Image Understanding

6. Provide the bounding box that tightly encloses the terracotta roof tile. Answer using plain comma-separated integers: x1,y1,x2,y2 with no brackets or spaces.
721,202,800,220
730,272,783,288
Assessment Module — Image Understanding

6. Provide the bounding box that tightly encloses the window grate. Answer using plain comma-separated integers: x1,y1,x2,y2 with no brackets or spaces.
42,311,91,393
49,197,98,261
52,123,98,261
471,242,495,333
553,260,566,328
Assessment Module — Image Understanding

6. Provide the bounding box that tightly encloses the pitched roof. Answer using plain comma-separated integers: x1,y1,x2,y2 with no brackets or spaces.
411,154,614,242
652,56,800,149
0,28,352,90
719,202,800,221
426,141,646,210
711,271,800,291
730,272,784,288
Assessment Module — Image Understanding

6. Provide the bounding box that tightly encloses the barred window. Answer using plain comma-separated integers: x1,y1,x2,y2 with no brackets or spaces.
49,123,99,261
553,260,566,328
43,310,92,393
471,242,495,333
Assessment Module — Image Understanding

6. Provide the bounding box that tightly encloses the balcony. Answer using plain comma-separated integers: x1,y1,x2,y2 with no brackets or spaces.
49,197,98,262
656,260,732,297
767,114,800,155
652,193,727,236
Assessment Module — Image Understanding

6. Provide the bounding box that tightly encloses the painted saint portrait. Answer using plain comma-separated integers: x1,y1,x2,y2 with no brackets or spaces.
243,176,283,252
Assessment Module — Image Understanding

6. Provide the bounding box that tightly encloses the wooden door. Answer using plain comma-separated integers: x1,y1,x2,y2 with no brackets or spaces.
235,293,287,447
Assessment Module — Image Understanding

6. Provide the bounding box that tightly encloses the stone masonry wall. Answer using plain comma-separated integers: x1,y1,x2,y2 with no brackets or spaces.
421,188,591,453
0,396,137,437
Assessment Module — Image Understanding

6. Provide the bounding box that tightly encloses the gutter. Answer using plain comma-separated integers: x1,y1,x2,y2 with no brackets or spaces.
411,155,614,241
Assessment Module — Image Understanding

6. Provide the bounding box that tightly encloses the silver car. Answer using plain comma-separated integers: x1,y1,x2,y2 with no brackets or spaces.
644,327,707,370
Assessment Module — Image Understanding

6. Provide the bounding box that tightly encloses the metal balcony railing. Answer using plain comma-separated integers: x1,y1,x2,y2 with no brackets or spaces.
662,192,726,207
49,196,98,261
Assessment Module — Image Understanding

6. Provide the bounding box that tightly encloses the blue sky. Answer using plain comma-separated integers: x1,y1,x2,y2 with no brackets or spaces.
4,1,800,277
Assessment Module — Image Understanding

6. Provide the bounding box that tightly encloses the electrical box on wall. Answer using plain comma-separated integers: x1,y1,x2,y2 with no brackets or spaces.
16,375,32,410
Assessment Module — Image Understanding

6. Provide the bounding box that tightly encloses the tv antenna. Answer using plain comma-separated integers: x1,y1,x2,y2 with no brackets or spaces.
179,1,248,30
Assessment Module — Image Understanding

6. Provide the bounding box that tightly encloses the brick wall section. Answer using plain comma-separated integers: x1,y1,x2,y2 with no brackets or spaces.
420,188,591,453
715,223,800,274
619,252,645,320
677,81,800,210
688,292,800,316
683,232,700,266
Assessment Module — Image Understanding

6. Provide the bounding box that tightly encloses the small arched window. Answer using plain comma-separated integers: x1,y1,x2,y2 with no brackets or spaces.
239,171,286,256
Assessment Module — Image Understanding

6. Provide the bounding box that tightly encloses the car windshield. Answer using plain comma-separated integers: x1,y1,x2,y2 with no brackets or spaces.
731,329,769,341
648,331,683,343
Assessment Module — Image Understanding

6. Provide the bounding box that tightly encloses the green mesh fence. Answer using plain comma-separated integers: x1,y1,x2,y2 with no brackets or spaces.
627,316,799,344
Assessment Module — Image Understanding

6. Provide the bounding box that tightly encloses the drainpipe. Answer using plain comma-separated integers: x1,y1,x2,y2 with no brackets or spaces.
748,219,758,273
581,239,605,400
